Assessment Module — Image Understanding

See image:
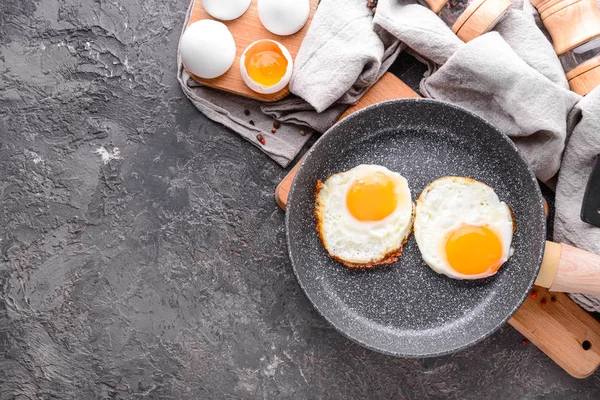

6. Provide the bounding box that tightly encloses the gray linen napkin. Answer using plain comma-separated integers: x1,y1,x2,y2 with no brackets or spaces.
374,2,580,182
287,0,401,112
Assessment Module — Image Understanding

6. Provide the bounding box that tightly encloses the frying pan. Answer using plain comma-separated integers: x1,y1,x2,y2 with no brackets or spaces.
285,99,600,357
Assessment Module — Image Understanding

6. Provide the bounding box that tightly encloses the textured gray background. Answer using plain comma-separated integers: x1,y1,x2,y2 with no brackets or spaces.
1,0,600,398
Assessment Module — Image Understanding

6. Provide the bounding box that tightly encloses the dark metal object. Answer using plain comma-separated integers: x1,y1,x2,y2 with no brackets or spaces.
285,99,546,357
581,156,600,228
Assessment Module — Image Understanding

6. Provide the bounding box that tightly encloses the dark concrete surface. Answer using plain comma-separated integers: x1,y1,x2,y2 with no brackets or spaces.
1,1,600,398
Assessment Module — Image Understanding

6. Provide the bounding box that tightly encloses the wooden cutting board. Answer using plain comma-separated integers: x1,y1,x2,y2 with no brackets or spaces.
187,0,319,102
276,72,600,379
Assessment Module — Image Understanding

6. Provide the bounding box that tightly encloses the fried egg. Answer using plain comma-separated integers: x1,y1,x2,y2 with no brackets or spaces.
414,177,515,280
315,165,413,268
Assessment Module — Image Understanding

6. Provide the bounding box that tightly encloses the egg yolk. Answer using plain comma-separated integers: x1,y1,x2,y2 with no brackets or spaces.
346,172,397,222
244,41,288,87
445,225,503,276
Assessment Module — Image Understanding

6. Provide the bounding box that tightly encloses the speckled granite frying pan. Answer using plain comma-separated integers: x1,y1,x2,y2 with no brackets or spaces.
285,99,546,357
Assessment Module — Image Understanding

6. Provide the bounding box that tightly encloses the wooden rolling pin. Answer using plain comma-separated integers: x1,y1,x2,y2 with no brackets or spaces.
531,0,600,95
276,72,600,378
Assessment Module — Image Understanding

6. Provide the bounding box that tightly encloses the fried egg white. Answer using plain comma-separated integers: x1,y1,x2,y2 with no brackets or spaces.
315,165,413,268
414,177,515,280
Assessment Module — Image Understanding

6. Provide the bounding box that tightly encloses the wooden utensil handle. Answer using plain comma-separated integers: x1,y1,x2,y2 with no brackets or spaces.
537,241,600,295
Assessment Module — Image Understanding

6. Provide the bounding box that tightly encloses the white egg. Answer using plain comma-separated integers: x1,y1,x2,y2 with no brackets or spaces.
240,40,294,94
258,0,311,36
315,165,414,268
202,0,251,21
180,20,236,79
414,177,514,280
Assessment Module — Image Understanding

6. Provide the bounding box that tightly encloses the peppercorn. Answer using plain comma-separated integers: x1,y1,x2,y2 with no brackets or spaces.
540,299,547,306
256,134,265,145
530,291,537,299
273,120,281,129
244,109,250,116
300,129,306,136
271,128,277,134
249,120,255,126
521,338,529,345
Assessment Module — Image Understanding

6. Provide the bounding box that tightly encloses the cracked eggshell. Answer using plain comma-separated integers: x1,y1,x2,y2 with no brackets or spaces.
180,20,236,79
258,0,310,36
240,40,294,95
201,0,251,21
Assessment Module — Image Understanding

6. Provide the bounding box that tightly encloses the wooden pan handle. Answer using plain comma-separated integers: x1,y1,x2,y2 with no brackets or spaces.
537,241,600,295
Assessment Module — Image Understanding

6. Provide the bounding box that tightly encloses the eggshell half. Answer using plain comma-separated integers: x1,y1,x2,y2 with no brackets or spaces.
240,40,294,95
180,20,236,79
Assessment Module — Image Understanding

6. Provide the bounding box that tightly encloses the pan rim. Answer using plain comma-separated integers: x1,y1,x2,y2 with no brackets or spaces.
285,98,546,358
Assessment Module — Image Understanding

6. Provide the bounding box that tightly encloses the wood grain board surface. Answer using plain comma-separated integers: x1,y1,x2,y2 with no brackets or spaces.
276,72,600,379
187,0,318,102
510,287,600,379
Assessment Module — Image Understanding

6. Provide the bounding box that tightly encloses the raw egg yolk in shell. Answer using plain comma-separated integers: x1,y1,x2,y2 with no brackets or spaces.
346,172,398,222
243,41,288,87
445,225,503,276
